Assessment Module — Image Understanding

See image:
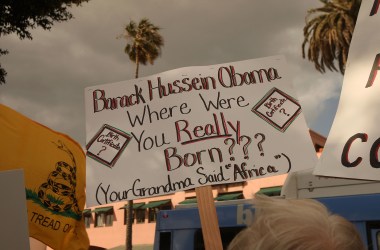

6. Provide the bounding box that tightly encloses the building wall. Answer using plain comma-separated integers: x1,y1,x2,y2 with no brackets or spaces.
85,175,289,249
86,194,177,248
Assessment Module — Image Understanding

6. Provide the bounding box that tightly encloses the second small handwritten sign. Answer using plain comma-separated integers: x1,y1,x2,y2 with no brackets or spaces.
252,87,301,132
86,124,132,168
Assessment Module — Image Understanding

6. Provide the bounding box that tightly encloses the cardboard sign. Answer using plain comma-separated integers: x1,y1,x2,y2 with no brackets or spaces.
85,56,317,206
0,169,30,250
314,0,380,180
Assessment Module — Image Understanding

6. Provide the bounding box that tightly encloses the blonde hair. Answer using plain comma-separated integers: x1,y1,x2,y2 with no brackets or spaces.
228,194,365,250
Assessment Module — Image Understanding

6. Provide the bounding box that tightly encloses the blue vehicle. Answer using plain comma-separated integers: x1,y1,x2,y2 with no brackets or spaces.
154,199,254,250
153,170,380,250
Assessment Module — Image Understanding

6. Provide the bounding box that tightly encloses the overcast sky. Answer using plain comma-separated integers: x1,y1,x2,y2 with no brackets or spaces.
0,0,343,146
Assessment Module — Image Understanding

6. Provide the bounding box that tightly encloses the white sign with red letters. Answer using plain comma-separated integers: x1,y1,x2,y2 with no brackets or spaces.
314,0,380,180
85,56,317,206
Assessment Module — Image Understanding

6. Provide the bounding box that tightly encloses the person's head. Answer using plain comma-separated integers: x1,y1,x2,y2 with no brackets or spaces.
228,194,365,250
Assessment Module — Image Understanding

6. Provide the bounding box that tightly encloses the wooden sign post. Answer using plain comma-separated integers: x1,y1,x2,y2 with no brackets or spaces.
196,185,223,250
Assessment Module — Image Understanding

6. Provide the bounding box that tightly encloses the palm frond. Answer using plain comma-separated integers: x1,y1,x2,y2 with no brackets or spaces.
120,18,164,73
302,0,360,74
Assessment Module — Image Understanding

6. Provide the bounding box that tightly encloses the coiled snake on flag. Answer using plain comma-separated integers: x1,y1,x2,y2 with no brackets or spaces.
37,141,81,215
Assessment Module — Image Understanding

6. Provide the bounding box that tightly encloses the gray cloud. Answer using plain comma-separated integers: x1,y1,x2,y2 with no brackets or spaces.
0,0,340,145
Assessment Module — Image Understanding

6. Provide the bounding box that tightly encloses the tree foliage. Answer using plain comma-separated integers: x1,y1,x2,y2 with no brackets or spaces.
119,18,164,250
0,0,89,84
302,0,361,74
121,18,164,78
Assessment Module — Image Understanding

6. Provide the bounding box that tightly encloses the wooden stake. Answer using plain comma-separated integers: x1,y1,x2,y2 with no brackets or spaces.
195,185,223,250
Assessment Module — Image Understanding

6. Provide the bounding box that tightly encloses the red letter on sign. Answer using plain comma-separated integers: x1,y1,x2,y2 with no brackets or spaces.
370,0,380,16
341,133,368,168
366,53,380,88
370,138,380,168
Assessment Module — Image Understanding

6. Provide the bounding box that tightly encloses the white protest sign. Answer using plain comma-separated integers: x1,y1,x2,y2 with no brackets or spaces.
314,0,380,180
85,56,317,206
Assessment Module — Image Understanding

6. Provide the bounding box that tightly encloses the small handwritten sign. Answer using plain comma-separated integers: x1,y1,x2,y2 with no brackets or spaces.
84,56,317,206
86,124,132,168
252,87,301,132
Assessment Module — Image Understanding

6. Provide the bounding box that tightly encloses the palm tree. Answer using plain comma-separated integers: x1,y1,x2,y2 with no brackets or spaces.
120,18,164,250
122,18,164,78
302,0,361,74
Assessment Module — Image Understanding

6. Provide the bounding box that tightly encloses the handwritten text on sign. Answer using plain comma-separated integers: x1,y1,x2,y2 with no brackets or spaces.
85,56,317,206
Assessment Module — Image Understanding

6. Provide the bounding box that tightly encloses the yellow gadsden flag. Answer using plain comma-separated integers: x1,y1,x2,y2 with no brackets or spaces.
0,104,89,250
